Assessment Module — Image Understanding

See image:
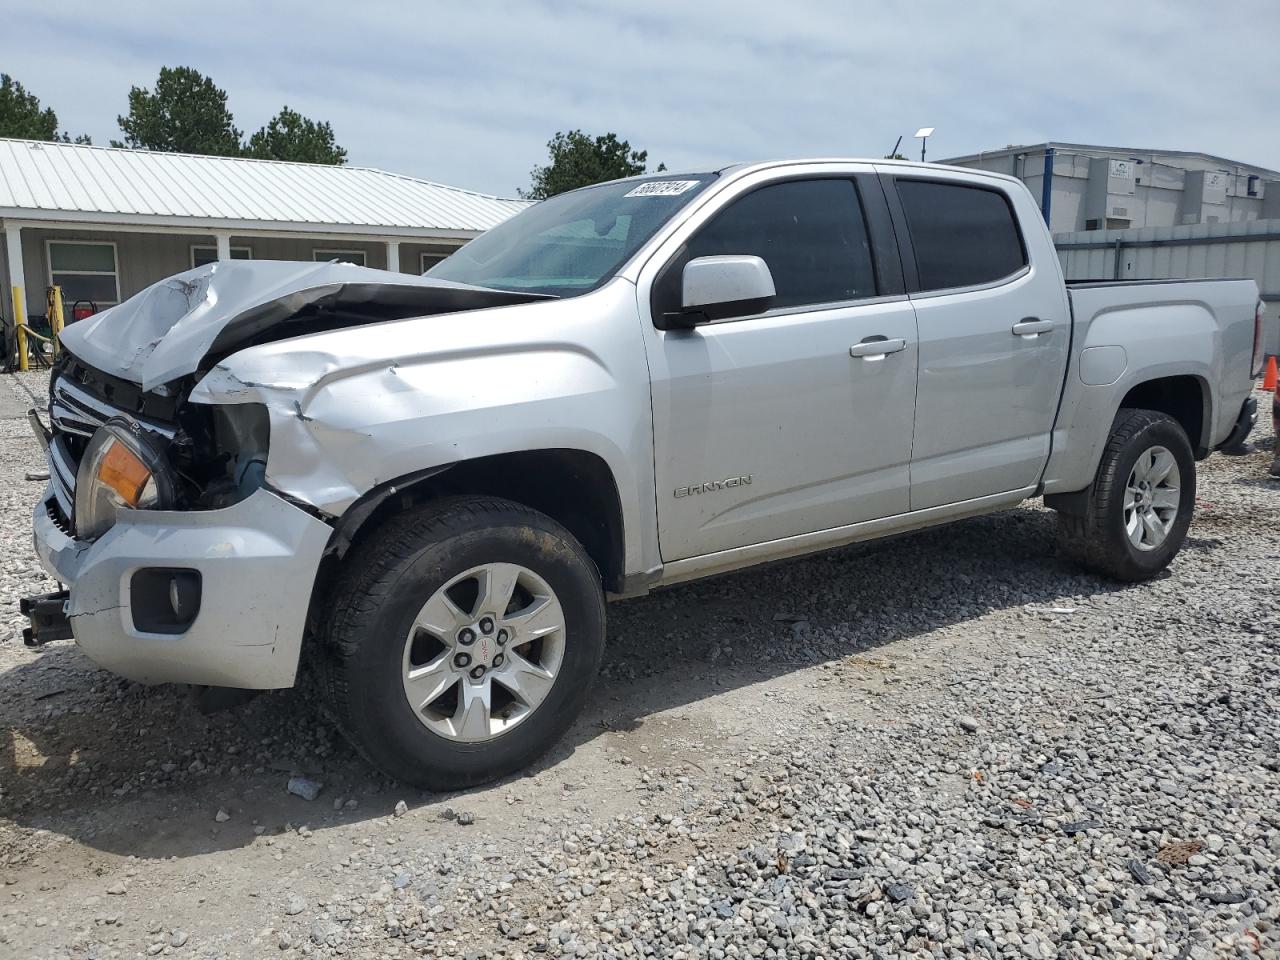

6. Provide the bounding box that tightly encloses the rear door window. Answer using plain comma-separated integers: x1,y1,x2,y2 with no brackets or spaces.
896,180,1026,291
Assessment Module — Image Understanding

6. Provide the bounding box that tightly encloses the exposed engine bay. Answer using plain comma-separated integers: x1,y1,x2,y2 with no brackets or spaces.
46,260,551,532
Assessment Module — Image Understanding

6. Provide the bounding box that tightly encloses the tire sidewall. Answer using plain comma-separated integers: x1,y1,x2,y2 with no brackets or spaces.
343,515,604,788
1102,417,1196,575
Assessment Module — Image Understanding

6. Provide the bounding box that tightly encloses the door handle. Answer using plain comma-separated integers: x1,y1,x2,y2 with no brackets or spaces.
849,337,907,360
1012,318,1054,338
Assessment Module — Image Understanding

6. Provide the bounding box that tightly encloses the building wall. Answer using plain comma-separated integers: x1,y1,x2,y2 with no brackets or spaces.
231,236,390,269
2,228,478,324
400,240,467,274
15,228,213,319
949,146,1278,233
1055,219,1280,355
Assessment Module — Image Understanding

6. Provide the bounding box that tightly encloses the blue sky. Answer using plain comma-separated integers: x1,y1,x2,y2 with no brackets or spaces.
4,0,1278,196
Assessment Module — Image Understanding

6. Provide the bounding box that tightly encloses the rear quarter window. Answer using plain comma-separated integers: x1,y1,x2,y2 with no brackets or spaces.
896,180,1026,291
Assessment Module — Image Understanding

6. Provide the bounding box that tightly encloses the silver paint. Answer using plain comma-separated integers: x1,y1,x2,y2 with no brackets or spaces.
32,158,1261,693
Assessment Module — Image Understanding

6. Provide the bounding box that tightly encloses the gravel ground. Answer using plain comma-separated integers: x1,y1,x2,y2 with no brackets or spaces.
1,368,1277,959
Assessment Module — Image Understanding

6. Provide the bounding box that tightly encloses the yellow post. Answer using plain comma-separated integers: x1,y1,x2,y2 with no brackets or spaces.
47,285,64,358
12,285,27,372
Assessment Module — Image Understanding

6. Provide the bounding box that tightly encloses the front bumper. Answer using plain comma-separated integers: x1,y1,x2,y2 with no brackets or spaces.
32,486,332,689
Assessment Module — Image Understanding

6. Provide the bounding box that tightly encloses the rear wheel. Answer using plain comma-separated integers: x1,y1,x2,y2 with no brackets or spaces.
321,496,605,790
1055,408,1195,582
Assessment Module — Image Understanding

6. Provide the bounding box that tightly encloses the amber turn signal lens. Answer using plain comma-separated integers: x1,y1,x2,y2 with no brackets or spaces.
97,441,152,506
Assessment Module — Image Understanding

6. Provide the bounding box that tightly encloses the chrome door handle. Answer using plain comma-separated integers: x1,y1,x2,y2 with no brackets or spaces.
1012,318,1054,338
849,337,907,360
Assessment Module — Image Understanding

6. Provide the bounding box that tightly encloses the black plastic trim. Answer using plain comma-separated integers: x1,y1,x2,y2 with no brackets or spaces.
1216,396,1258,452
878,172,920,293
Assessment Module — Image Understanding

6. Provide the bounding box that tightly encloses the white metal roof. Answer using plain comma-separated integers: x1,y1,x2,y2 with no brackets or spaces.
0,138,528,237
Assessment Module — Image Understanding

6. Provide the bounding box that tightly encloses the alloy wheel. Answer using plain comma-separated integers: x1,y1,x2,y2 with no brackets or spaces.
1123,445,1181,551
401,563,566,742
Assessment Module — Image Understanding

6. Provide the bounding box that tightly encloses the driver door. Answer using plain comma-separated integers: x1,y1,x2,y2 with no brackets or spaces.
639,172,919,562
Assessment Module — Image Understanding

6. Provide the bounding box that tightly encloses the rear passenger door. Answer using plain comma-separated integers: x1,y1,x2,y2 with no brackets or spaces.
883,172,1071,510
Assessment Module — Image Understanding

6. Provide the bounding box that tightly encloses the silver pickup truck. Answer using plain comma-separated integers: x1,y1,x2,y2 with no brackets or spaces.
23,159,1264,788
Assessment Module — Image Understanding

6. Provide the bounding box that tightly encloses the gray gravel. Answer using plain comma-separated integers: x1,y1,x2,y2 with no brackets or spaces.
0,369,1277,958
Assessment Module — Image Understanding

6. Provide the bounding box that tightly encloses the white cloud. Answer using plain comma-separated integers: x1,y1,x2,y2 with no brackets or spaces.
4,0,1278,195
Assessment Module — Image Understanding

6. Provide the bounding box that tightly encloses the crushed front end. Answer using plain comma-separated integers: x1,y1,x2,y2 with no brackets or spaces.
25,353,332,688
21,260,547,688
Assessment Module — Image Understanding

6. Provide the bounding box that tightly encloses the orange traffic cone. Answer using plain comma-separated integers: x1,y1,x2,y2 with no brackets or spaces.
1271,374,1280,479
1265,356,1279,392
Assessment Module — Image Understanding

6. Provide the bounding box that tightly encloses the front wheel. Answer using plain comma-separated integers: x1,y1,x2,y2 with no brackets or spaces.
320,496,606,790
1055,408,1195,582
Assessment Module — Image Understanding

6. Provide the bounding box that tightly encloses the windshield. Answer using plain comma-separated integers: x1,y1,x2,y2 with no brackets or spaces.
425,174,717,297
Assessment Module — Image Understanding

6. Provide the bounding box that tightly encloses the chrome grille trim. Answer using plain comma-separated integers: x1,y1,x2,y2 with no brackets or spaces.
50,377,175,439
48,436,77,518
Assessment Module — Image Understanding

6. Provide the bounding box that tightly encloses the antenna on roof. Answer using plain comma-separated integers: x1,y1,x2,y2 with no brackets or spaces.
887,136,903,160
915,128,935,163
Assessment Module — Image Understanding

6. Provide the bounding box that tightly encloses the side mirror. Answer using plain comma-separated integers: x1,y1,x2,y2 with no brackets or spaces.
668,255,776,327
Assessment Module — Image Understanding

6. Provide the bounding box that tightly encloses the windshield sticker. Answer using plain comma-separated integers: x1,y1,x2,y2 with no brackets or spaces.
624,180,700,198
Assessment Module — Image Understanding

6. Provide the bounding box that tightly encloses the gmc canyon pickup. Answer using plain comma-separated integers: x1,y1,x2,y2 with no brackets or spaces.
23,159,1264,788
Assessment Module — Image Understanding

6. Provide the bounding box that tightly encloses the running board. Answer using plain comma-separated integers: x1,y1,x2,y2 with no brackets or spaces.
656,487,1036,586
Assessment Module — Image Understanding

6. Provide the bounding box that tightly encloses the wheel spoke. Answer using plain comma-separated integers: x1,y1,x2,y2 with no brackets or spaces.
1149,450,1176,485
1151,487,1179,510
498,651,556,707
1125,508,1141,544
505,594,564,640
452,680,492,740
1141,510,1164,545
1132,451,1151,484
414,591,468,636
404,655,456,710
475,563,522,618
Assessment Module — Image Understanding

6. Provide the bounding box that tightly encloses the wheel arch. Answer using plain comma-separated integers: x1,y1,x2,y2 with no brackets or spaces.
1045,370,1210,513
1117,373,1212,458
311,448,629,611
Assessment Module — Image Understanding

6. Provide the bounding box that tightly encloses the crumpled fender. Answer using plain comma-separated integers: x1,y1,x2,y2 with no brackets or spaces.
187,279,660,576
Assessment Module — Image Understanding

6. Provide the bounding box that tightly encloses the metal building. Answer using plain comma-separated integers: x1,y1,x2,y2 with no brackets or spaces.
942,142,1280,235
945,142,1280,354
0,137,527,332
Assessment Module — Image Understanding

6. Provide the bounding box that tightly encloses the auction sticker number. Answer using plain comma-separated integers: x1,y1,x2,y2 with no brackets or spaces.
624,180,700,198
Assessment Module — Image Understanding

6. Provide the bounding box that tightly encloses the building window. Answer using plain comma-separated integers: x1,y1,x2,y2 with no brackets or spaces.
314,249,367,266
47,241,120,308
191,245,253,268
421,253,449,272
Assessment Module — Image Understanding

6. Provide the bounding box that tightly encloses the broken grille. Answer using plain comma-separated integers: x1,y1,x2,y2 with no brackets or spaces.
45,374,176,523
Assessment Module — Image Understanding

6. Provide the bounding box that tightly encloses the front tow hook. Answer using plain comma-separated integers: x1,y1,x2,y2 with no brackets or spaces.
20,590,73,647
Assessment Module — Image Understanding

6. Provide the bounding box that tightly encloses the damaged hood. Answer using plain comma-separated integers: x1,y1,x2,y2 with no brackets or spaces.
58,260,550,390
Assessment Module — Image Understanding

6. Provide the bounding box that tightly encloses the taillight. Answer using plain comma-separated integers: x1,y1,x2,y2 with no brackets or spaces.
1253,300,1265,379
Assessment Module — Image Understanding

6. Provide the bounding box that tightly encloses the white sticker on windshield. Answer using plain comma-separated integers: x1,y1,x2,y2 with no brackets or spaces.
624,180,700,198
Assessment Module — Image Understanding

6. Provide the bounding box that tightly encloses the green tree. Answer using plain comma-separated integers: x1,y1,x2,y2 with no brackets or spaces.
521,130,663,200
114,66,241,155
245,107,347,164
0,73,90,143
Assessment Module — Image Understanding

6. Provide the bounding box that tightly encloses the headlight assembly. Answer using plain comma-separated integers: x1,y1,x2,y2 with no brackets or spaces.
74,418,175,540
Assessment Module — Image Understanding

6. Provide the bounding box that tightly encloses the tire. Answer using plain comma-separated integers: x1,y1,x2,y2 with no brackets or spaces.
1055,408,1196,582
320,495,606,790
